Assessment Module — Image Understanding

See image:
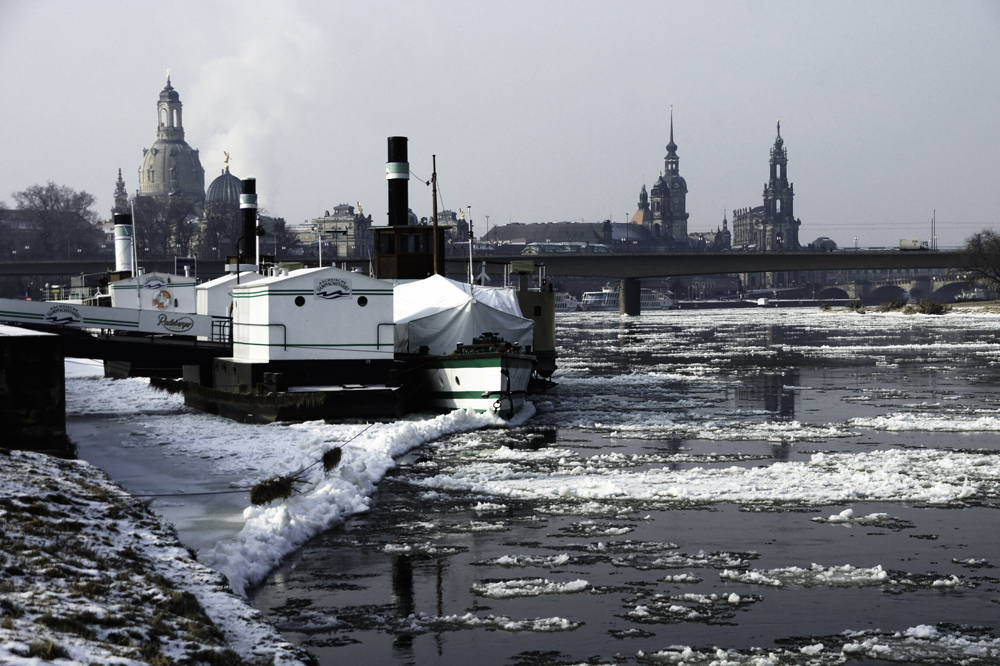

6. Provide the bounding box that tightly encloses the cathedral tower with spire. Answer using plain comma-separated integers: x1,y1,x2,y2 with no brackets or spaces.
732,120,804,289
761,120,799,250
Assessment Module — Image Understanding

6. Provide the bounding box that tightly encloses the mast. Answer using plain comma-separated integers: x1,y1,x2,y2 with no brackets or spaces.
432,155,439,275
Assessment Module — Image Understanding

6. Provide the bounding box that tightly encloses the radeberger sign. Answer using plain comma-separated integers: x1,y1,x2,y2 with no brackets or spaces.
156,313,194,333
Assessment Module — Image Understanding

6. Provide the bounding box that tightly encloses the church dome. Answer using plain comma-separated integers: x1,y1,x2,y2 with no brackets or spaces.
207,166,241,207
138,77,205,208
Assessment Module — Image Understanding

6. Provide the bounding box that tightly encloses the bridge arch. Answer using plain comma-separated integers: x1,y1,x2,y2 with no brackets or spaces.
818,287,849,301
868,285,907,304
929,282,966,303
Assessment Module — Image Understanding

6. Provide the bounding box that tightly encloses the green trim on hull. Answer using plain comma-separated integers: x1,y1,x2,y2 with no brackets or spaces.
421,355,535,370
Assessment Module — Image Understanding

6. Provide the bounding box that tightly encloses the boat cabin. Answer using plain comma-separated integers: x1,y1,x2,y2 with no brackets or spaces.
374,225,448,280
109,271,197,313
229,265,394,363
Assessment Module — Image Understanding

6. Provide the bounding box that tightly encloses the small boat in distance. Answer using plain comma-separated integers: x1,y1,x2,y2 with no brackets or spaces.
554,292,580,313
956,286,987,302
579,285,673,311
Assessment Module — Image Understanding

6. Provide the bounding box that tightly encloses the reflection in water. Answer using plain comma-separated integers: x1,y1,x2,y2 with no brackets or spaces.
771,442,791,461
733,371,798,419
662,439,686,469
391,554,414,656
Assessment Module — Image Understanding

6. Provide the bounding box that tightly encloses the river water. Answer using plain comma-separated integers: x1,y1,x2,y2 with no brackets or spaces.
242,308,1000,665
65,308,1000,665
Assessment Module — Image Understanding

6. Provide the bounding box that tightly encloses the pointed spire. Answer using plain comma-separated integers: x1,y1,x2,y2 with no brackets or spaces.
774,117,784,148
666,105,677,154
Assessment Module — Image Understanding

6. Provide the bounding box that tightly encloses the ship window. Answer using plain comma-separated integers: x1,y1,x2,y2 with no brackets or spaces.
401,233,424,253
534,305,541,316
357,296,368,307
294,296,306,307
378,233,395,255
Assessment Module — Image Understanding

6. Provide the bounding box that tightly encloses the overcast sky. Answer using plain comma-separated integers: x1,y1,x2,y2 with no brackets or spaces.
1,1,998,248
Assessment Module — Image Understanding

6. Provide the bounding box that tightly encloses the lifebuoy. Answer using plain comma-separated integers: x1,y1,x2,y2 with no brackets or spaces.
153,290,171,309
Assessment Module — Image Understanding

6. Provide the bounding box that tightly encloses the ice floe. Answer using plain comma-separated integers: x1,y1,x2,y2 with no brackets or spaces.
719,563,975,591
414,448,1000,508
471,578,591,598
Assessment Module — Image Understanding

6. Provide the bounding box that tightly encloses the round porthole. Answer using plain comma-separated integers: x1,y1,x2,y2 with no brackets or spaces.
357,296,368,307
294,296,306,307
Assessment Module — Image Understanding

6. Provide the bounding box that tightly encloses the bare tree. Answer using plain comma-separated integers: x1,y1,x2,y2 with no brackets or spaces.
11,182,101,259
132,196,199,258
199,198,241,258
960,229,1000,292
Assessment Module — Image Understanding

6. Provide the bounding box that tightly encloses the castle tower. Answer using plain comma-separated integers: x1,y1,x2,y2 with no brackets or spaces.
649,108,689,244
138,75,205,208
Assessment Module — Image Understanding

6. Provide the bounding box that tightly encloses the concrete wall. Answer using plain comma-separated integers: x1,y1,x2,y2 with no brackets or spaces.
0,325,72,456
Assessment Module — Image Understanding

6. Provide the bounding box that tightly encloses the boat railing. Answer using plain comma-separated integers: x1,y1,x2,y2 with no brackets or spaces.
42,285,104,302
211,317,232,344
231,320,287,350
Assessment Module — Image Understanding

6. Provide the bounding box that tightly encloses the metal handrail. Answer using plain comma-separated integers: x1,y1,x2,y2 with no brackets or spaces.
376,322,395,350
231,320,288,350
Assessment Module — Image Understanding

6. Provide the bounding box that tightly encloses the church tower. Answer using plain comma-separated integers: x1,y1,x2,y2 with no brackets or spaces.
138,76,205,209
761,120,799,250
629,183,652,227
112,168,129,217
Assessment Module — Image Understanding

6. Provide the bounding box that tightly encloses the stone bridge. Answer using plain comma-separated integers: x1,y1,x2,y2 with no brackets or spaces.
816,276,969,303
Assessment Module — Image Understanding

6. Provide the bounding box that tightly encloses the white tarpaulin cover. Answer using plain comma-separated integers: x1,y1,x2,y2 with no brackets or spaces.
394,275,534,355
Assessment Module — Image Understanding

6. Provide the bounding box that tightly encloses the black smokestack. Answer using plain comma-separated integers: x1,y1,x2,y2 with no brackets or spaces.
240,178,257,263
387,137,408,226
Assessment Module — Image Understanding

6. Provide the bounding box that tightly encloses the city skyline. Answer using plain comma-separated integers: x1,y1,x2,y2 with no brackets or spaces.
1,1,998,249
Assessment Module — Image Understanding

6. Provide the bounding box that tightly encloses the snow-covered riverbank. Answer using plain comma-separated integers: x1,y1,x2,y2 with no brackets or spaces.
1,359,531,664
0,447,313,666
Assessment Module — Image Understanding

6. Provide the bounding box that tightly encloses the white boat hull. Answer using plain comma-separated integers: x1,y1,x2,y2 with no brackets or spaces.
415,352,534,417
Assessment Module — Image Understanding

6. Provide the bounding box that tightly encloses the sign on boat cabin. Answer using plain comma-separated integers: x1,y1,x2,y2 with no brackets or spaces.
110,272,197,313
229,266,394,363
